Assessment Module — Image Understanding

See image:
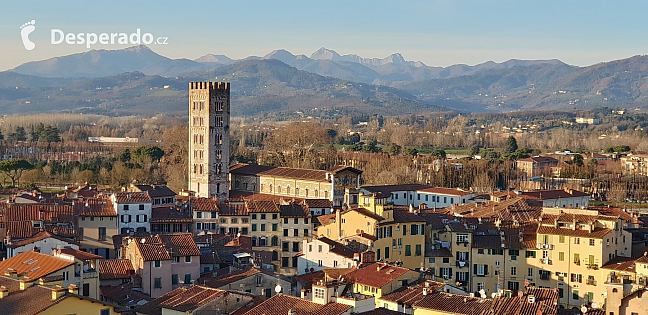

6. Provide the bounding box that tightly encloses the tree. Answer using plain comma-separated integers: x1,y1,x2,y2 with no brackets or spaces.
7,127,27,142
132,146,165,163
0,159,34,186
386,143,402,155
504,136,518,154
429,148,447,159
571,154,584,167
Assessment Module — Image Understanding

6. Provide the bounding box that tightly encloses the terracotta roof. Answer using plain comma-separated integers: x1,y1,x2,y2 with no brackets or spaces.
447,222,469,232
387,209,426,224
280,204,310,217
246,200,280,213
4,203,75,222
7,230,77,249
483,287,559,315
76,198,117,216
589,206,637,223
600,257,637,272
241,293,352,315
231,163,342,182
132,185,176,198
199,266,260,288
158,233,201,256
425,247,452,258
100,283,151,308
347,262,413,288
151,206,193,223
472,235,502,249
413,291,492,315
136,285,230,315
304,199,333,209
379,280,445,305
99,259,136,280
59,248,102,260
113,191,152,203
517,156,558,163
360,308,404,315
352,207,384,221
537,226,613,239
417,187,472,196
218,203,249,216
0,250,74,280
191,198,220,212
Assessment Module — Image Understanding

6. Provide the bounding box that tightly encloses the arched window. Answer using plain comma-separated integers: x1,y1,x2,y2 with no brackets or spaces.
305,188,309,197
251,237,258,247
286,185,291,195
324,190,329,199
272,251,279,261
314,189,319,198
259,237,267,246
295,187,300,196
277,186,281,194
271,236,279,246
269,184,273,193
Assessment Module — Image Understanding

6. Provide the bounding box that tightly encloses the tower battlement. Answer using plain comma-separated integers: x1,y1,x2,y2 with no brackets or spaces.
189,81,229,90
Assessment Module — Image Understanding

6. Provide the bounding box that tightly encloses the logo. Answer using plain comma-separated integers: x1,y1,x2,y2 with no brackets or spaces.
20,20,36,51
18,19,169,50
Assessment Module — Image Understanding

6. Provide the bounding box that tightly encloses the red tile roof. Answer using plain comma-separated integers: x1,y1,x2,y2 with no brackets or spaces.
317,237,359,259
99,259,136,280
241,293,352,315
7,230,77,249
158,233,202,256
191,197,220,212
132,185,176,198
379,280,445,305
483,287,559,315
113,191,152,203
245,200,280,213
517,156,558,163
75,198,117,217
151,206,193,223
199,266,261,288
137,285,230,314
304,199,333,209
600,257,637,272
218,203,249,216
518,189,589,200
414,291,492,315
0,250,74,280
347,262,414,288
280,204,310,217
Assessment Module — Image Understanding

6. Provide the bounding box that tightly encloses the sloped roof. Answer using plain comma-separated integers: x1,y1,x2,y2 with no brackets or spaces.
280,204,310,217
191,198,219,212
518,189,589,200
158,233,201,256
379,280,445,306
7,230,77,249
0,250,74,280
199,266,261,288
113,191,152,203
75,198,117,217
347,262,413,288
417,187,472,196
482,287,559,315
245,200,280,213
59,248,103,260
240,293,352,315
413,291,492,315
317,237,358,259
151,206,193,223
136,285,229,315
99,259,136,280
537,226,612,239
361,184,430,195
304,199,333,208
132,185,176,198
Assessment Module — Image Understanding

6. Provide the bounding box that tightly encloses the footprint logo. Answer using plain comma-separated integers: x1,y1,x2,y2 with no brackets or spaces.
20,20,36,51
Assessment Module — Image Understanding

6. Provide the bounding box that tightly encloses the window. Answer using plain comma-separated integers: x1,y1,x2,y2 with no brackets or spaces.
261,214,266,220
304,229,309,236
415,244,422,256
231,218,238,223
477,282,484,291
273,214,278,220
478,249,484,254
572,289,579,300
124,205,129,211
139,204,144,210
282,257,289,267
212,212,218,219
559,235,565,243
185,256,191,263
272,223,278,231
405,245,411,256
283,242,289,252
101,309,110,315
511,267,517,276
456,234,469,243
294,229,299,237
314,288,325,299
154,260,161,268
440,268,451,279
293,242,300,252
589,239,595,246
252,214,257,220
475,264,488,276
507,281,519,291
252,224,257,231
528,268,534,277
443,258,450,264
526,251,536,258
154,278,162,289
559,252,565,261
574,237,580,244
558,288,563,298
173,256,181,263
172,274,178,285
574,253,580,264
184,274,191,284
260,224,266,231
429,258,435,263
318,245,323,252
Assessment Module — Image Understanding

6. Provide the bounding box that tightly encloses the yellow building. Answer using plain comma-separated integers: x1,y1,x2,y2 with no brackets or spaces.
532,208,631,309
347,262,420,303
316,207,383,241
373,207,426,270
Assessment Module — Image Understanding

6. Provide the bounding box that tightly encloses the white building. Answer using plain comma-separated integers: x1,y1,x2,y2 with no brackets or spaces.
111,191,153,234
6,231,79,258
360,185,474,209
517,189,590,208
297,237,359,275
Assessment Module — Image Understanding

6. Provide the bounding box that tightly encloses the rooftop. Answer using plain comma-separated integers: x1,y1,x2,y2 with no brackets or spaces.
99,259,136,280
240,293,352,315
0,250,74,281
347,262,413,288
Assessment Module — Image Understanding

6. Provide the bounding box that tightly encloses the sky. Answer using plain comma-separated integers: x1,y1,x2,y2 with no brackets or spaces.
1,1,648,71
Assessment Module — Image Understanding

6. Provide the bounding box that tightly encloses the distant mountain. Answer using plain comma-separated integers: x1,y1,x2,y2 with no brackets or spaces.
194,54,234,64
12,45,217,78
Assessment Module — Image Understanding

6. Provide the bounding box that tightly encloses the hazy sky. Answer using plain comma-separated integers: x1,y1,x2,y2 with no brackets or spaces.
1,1,647,71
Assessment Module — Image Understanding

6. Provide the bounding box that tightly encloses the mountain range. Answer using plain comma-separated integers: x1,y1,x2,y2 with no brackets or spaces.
2,46,648,116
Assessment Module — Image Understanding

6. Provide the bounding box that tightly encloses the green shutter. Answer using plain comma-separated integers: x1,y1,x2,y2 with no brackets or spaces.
484,265,488,275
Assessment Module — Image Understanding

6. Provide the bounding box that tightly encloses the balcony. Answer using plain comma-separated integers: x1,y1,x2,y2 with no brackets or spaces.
587,279,597,286
540,274,550,280
586,264,599,270
537,244,555,250
539,258,552,265
574,260,580,266
455,260,469,268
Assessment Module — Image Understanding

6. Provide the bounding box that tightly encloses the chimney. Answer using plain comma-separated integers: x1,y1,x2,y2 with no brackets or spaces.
52,285,66,300
300,289,306,299
0,286,8,299
68,284,78,295
4,268,17,277
528,295,536,303
419,203,427,210
19,278,33,290
409,204,414,213
288,309,297,315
